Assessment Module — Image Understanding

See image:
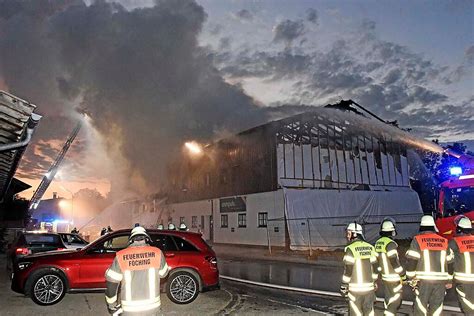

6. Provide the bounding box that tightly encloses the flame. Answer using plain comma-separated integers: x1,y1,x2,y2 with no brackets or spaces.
184,141,203,155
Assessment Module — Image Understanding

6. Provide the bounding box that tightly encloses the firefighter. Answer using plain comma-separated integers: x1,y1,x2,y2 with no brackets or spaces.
341,222,378,316
374,218,405,316
105,226,169,315
179,223,188,231
405,215,454,316
449,215,474,315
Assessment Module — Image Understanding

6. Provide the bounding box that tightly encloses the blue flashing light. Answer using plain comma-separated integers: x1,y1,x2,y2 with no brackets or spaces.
450,167,463,176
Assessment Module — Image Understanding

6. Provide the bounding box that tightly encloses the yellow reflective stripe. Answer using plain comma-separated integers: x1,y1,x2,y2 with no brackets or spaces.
387,293,401,306
454,273,474,282
349,301,363,316
416,275,450,281
122,301,161,312
158,263,169,277
382,274,400,281
105,295,117,304
393,283,403,293
461,296,474,310
423,250,430,273
432,304,443,316
149,268,155,300
342,275,351,283
406,250,421,258
344,255,355,263
457,287,466,298
387,249,398,257
416,296,428,315
370,255,377,263
356,259,363,284
368,309,374,316
106,269,123,281
384,311,395,316
122,297,160,307
465,252,472,274
406,271,416,277
372,273,378,280
382,253,389,275
394,266,403,273
112,307,123,316
124,270,132,302
440,250,446,273
348,292,356,301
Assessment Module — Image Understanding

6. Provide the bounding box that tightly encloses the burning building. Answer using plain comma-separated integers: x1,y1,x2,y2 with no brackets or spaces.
159,100,427,249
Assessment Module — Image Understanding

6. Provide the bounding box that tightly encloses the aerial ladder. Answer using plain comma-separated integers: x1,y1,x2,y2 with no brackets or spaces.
29,122,81,210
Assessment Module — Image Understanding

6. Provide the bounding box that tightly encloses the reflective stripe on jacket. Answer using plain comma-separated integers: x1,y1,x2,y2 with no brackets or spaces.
105,244,169,313
405,232,453,281
342,239,378,292
450,234,474,283
375,236,404,282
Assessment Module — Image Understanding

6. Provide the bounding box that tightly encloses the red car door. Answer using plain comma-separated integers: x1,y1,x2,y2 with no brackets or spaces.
150,234,180,269
77,234,130,289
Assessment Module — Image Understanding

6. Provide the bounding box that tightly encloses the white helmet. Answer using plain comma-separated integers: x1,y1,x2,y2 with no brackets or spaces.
157,224,164,230
381,219,396,232
347,222,363,235
179,223,188,231
455,215,472,230
420,215,438,232
168,223,176,230
130,226,150,242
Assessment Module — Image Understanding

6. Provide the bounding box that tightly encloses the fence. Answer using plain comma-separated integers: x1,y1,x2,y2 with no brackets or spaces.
266,213,423,255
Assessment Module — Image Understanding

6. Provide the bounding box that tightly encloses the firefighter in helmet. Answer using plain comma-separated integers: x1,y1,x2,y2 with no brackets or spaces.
374,218,405,316
105,226,169,315
449,215,474,315
405,215,454,316
341,222,378,316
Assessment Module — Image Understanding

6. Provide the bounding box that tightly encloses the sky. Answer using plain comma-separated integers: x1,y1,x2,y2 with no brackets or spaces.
0,0,471,200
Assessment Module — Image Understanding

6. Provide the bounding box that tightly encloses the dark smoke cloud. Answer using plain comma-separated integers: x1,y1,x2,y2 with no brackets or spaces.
234,9,253,22
306,8,318,25
273,19,305,47
0,0,267,194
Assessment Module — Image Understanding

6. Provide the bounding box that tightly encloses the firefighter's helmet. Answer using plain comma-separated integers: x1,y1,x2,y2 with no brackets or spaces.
420,215,438,232
168,223,176,230
129,226,150,243
346,222,363,237
381,218,396,232
179,223,188,231
455,215,472,230
157,224,164,230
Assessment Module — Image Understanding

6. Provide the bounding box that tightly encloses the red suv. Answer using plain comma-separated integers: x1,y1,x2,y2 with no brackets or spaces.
11,229,219,305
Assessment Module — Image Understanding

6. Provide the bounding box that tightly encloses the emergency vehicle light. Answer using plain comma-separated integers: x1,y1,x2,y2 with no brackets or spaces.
450,167,463,176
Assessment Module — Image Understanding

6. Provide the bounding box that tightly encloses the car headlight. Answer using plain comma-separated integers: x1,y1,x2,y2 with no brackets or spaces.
17,262,32,270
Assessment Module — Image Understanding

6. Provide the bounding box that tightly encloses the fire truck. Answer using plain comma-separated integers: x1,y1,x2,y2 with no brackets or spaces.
435,148,474,238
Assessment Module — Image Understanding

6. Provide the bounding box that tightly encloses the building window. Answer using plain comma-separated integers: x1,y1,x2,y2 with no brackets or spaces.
192,216,198,228
180,217,185,224
221,215,228,228
258,212,268,228
238,213,246,228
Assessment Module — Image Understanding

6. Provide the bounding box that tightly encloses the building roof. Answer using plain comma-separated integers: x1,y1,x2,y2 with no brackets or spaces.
0,91,37,200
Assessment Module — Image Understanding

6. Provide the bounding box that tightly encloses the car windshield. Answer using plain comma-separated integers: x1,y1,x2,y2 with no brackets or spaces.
24,234,62,246
443,187,474,216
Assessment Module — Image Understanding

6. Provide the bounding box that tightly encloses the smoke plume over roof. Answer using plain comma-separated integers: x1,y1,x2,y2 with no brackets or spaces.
0,0,267,196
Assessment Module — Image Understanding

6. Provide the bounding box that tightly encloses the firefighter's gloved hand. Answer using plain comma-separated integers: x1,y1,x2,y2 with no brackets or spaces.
408,279,419,291
340,284,349,298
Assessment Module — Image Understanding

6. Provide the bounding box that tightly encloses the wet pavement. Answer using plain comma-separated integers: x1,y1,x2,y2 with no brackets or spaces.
218,257,461,311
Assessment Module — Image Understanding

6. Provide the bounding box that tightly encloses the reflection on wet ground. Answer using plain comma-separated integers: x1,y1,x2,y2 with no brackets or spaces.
218,258,458,305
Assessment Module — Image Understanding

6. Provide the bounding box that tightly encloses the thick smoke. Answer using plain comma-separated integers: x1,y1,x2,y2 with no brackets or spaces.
0,0,267,196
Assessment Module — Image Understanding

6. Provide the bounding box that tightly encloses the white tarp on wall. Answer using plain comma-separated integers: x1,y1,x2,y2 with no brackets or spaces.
283,188,423,250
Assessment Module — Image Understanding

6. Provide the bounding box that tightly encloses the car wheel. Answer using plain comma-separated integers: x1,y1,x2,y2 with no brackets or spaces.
166,271,199,304
28,270,66,306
